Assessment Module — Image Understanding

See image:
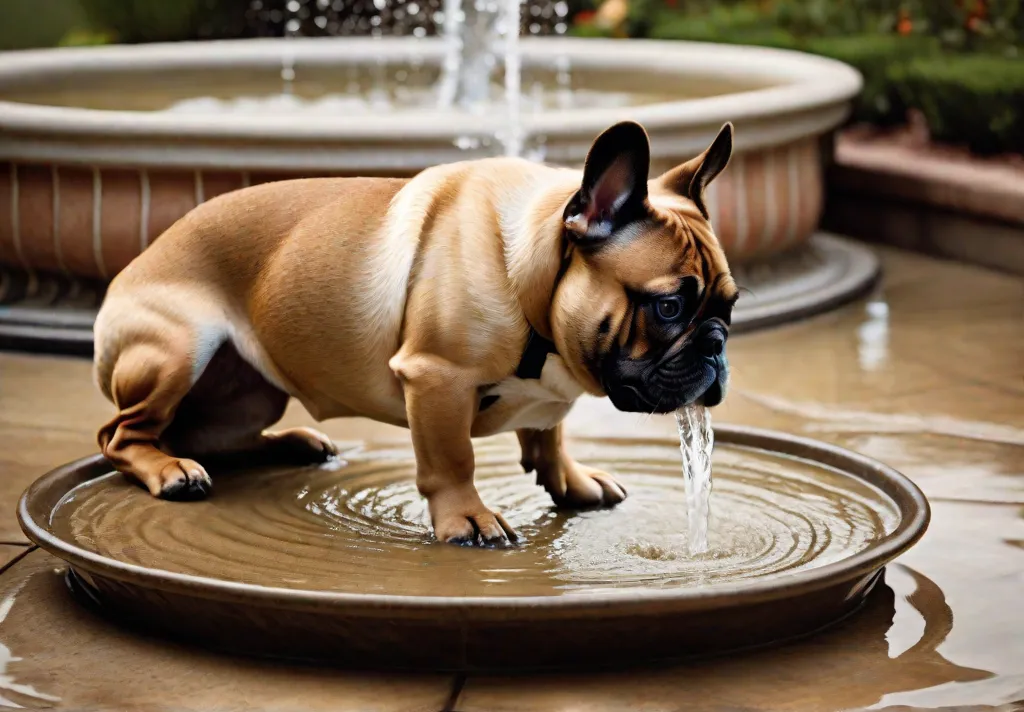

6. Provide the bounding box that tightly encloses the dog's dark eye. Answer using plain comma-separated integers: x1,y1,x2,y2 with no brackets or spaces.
655,296,685,322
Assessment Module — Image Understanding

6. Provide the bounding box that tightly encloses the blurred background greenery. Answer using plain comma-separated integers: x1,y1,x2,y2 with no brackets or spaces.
1,0,90,49
0,0,253,49
1,0,1021,154
575,0,1023,154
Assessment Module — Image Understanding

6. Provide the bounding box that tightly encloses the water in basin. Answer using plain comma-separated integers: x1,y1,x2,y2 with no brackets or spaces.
0,0,780,157
0,64,758,115
50,437,899,598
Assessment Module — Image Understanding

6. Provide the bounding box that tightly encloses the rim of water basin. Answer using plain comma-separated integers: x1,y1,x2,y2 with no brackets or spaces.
19,423,928,617
0,37,861,169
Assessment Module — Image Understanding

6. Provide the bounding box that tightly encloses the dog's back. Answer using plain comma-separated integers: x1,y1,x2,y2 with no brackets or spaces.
93,176,407,406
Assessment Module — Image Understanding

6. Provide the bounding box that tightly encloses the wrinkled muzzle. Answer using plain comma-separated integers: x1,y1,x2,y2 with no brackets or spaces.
603,319,730,413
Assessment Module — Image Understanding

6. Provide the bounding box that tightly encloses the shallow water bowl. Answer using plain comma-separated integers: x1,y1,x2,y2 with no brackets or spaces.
18,425,928,671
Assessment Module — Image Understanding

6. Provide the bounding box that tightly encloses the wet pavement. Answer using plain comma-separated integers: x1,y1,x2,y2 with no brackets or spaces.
0,246,1021,710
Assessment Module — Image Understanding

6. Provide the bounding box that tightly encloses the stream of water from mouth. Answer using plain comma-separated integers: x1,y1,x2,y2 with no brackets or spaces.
675,406,714,555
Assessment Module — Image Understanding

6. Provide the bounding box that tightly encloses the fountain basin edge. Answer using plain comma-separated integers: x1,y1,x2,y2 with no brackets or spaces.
0,36,862,281
18,425,928,671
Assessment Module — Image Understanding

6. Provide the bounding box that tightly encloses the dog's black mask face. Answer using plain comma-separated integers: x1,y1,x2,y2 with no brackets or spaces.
602,314,732,414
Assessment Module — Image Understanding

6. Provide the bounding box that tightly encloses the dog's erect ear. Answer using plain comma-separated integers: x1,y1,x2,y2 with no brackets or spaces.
657,122,733,220
564,121,650,243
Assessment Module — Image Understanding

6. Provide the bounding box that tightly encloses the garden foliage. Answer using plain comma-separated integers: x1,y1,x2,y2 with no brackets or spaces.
576,0,1024,154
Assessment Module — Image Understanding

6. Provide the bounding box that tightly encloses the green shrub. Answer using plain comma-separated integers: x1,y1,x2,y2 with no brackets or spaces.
58,29,117,47
906,0,1024,52
586,0,1021,154
890,54,1024,154
568,23,615,38
645,5,801,49
770,0,881,37
804,34,939,125
643,12,938,127
78,0,251,44
0,0,88,50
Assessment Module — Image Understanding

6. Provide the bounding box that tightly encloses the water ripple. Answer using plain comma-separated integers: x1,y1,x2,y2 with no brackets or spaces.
51,438,899,598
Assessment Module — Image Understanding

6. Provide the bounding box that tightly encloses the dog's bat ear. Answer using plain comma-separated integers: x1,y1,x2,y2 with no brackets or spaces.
657,122,733,220
564,121,650,244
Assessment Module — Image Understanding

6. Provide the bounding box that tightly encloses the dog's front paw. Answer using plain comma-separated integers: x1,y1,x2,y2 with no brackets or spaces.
155,459,212,501
429,491,518,547
435,510,517,548
550,461,627,510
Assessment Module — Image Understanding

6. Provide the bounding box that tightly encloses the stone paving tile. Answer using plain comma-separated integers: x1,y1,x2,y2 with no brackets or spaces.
0,433,100,543
0,353,106,435
0,544,30,570
0,550,456,711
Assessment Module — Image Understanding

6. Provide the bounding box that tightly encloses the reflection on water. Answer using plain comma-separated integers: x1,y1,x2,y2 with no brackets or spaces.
858,298,890,372
864,565,1002,711
50,438,897,597
161,86,646,117
429,562,998,711
737,391,1024,447
0,580,61,707
0,549,996,711
730,390,1024,506
0,65,761,114
700,566,994,710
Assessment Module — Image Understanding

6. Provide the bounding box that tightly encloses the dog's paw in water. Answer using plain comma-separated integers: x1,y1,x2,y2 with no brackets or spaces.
430,498,519,547
155,459,213,501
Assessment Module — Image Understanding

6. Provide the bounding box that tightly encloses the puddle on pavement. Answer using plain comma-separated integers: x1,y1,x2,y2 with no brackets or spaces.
49,438,899,598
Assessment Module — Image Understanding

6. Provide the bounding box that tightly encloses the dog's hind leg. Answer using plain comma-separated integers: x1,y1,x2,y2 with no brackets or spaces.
99,336,337,501
98,339,216,500
160,341,337,467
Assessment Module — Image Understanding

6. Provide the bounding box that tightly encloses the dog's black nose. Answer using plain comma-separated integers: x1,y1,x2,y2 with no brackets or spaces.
696,323,726,359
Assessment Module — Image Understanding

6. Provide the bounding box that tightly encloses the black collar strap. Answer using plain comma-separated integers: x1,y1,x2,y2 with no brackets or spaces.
515,331,558,380
512,232,575,380
478,232,573,412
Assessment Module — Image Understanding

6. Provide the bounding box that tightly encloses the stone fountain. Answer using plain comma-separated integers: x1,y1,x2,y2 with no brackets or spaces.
6,4,931,671
0,0,877,352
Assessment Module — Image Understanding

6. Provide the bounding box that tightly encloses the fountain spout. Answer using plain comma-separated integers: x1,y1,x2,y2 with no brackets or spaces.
438,0,523,155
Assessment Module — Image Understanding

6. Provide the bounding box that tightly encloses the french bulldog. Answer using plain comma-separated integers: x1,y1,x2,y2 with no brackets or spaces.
93,120,739,546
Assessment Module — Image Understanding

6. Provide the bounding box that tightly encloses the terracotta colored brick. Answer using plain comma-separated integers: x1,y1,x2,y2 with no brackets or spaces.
797,139,823,245
729,152,752,254
834,128,1024,226
15,164,58,273
147,171,198,246
201,171,247,202
247,172,291,187
714,161,738,257
0,163,17,268
100,168,143,277
759,145,787,253
742,150,769,256
58,166,102,279
777,142,800,250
